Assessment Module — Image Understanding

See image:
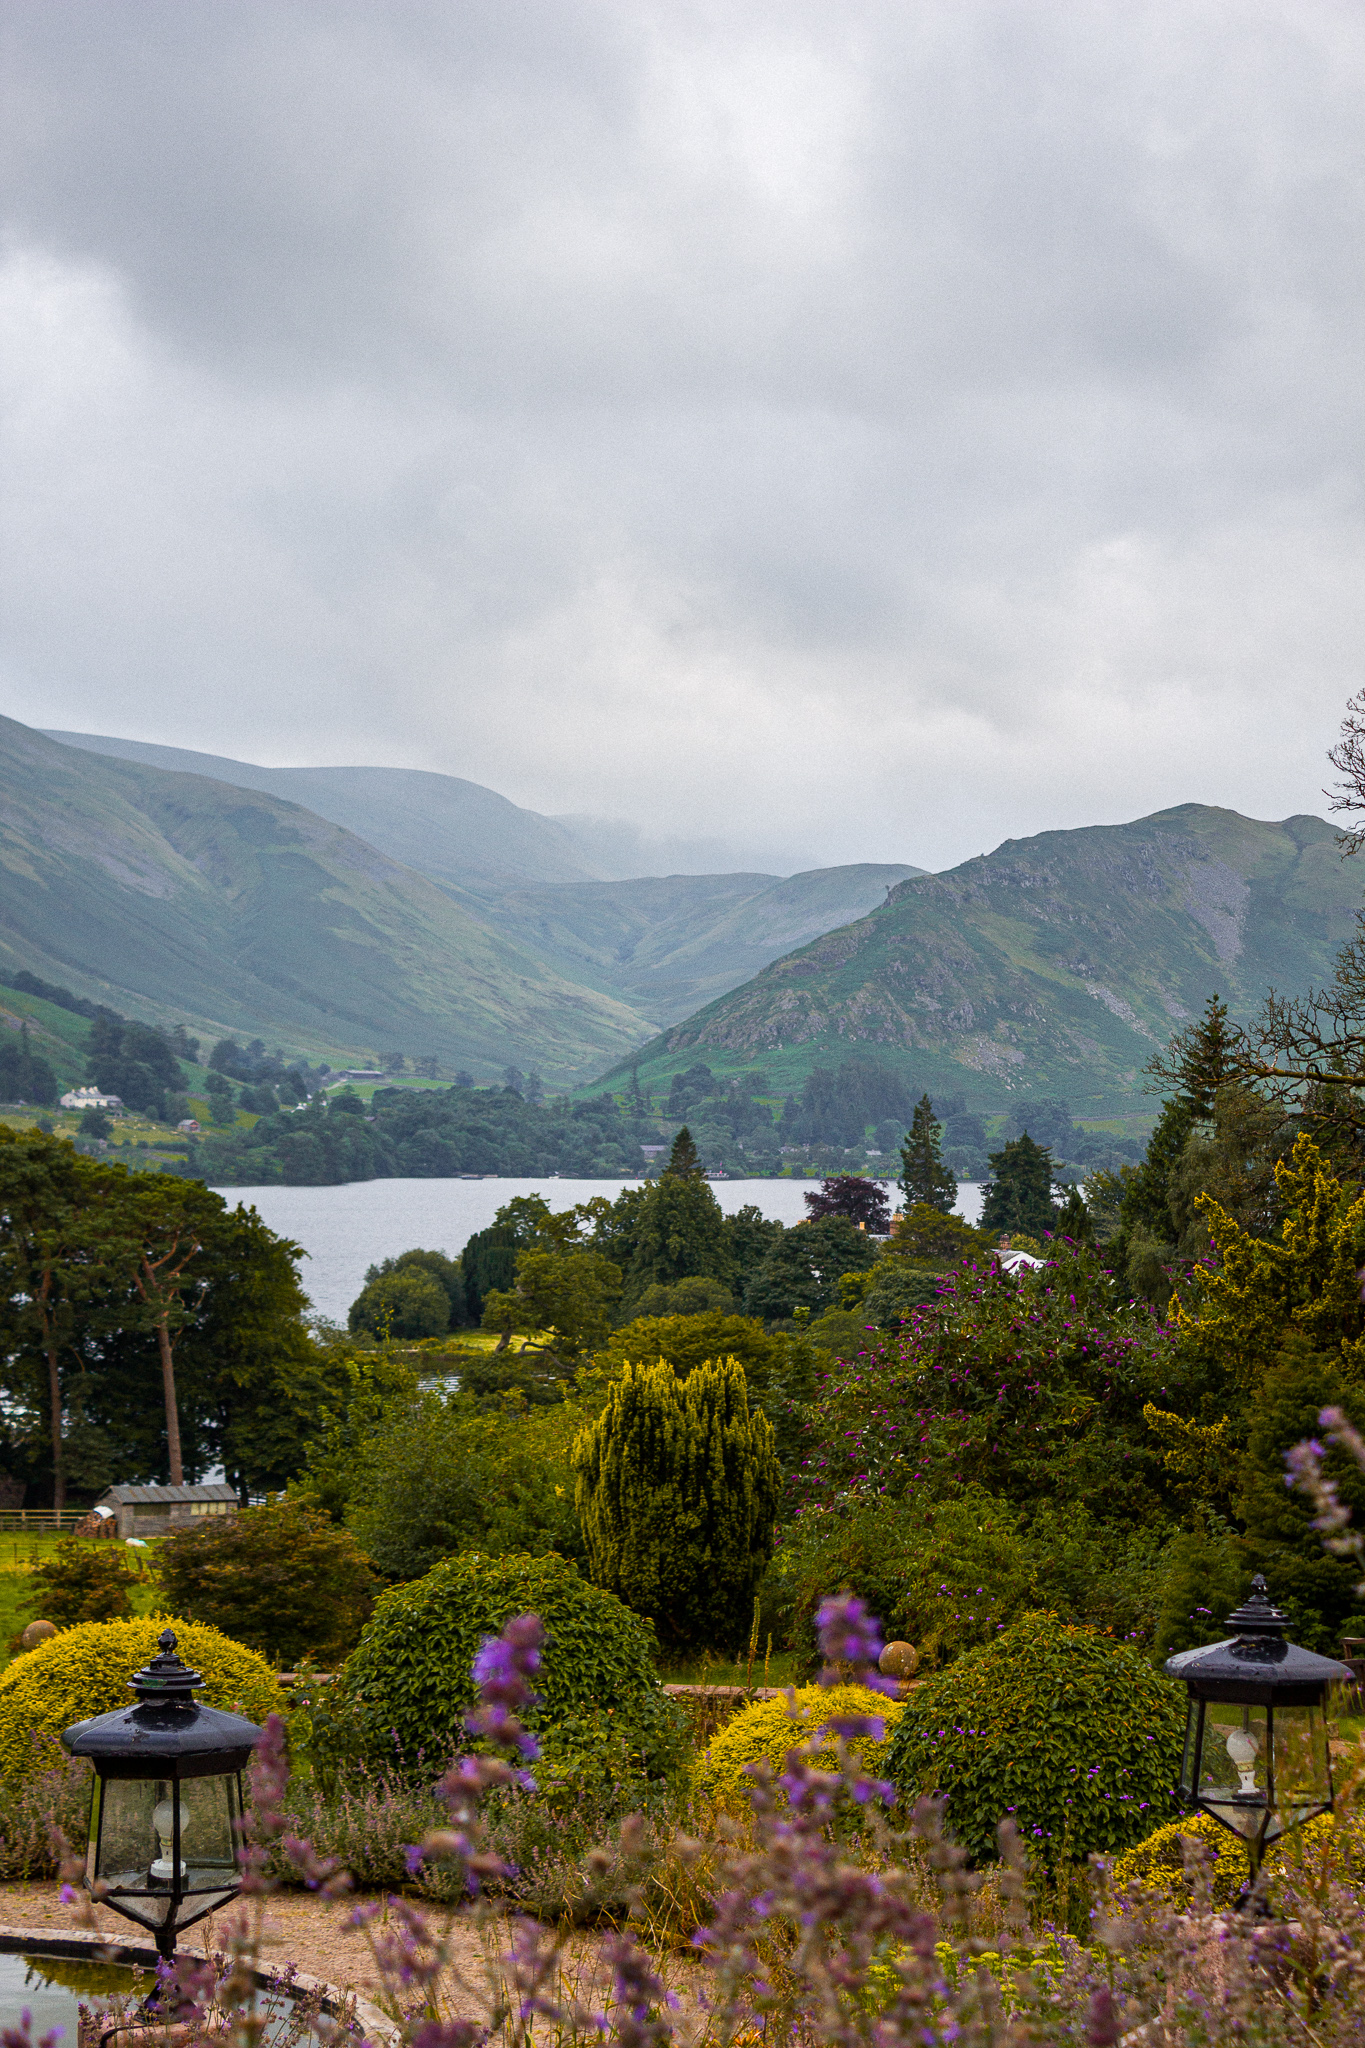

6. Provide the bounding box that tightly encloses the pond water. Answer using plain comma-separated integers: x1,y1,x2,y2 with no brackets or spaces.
211,1177,985,1323
0,1949,155,2040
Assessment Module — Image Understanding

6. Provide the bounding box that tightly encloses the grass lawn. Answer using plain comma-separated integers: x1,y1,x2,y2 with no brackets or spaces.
657,1649,803,1689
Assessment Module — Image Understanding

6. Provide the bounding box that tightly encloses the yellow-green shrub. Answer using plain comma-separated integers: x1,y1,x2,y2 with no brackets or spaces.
1110,1807,1365,1913
695,1683,903,1807
0,1618,284,1785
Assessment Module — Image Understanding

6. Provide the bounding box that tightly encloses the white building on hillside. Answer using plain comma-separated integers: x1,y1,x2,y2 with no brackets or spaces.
59,1086,124,1111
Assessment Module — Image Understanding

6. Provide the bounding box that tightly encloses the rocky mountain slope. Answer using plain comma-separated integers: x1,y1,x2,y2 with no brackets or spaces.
603,806,1359,1117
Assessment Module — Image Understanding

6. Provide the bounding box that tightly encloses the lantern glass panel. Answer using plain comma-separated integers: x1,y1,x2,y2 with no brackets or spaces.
1178,1698,1202,1802
1266,1703,1331,1845
90,1773,242,1932
92,1778,175,1928
1198,1703,1270,1842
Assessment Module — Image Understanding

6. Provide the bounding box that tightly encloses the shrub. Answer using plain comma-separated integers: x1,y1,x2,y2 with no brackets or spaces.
885,1611,1184,1870
1110,1806,1365,1913
573,1357,781,1650
0,1617,284,1784
0,1754,92,1876
324,1550,680,1787
695,1682,903,1808
25,1541,135,1627
155,1499,378,1666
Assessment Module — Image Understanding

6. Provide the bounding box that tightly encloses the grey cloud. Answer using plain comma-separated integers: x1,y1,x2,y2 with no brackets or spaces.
0,0,1360,873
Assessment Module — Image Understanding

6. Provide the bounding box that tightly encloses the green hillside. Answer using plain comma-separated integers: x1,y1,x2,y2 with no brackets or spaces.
0,718,653,1083
465,863,922,1026
45,730,603,887
599,806,1359,1118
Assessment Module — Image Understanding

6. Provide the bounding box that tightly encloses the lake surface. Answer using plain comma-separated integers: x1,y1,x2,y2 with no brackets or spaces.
214,1176,985,1322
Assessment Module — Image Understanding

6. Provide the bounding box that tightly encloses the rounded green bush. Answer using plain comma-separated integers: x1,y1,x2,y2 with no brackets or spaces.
0,1617,285,1785
885,1611,1184,1870
695,1683,903,1808
330,1550,678,1784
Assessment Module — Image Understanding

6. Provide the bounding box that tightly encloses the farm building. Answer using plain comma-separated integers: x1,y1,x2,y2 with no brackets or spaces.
95,1482,239,1541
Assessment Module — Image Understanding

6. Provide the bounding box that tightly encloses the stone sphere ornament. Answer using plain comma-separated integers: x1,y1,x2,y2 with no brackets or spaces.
879,1641,919,1679
19,1620,57,1651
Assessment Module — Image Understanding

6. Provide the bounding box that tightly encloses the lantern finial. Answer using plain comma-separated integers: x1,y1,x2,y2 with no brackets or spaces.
129,1629,205,1704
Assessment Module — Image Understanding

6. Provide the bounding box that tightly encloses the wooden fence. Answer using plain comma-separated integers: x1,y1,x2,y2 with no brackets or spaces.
0,1508,88,1531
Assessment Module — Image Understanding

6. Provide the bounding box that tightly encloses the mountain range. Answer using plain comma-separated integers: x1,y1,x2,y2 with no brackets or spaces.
605,805,1360,1119
42,729,920,1032
8,719,1359,1117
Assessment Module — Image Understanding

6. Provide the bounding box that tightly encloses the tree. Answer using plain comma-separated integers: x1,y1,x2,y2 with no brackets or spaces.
1145,995,1241,1120
979,1133,1059,1239
899,1096,957,1214
78,1107,111,1140
623,1170,733,1303
743,1215,877,1322
572,1356,782,1649
665,1126,702,1177
0,1130,122,1509
804,1175,891,1230
156,1498,378,1666
1233,1335,1365,1651
885,1203,985,1269
481,1248,622,1364
350,1266,450,1340
360,1247,464,1325
119,1180,225,1487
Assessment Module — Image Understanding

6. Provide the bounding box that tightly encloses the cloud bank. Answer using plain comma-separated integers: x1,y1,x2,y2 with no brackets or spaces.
1,0,1360,872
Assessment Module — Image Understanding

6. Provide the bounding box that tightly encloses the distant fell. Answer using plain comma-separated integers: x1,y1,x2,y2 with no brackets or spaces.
44,731,604,888
603,805,1358,1116
467,863,922,1027
1,719,652,1081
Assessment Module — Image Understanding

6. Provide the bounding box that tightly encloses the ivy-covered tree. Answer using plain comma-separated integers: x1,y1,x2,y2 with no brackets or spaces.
899,1095,957,1215
572,1356,781,1649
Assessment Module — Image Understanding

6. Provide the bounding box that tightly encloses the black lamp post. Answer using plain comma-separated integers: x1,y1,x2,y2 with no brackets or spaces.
1165,1576,1353,1887
61,1630,264,1963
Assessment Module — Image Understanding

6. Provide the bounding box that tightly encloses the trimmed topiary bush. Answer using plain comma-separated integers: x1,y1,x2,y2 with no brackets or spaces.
572,1357,782,1651
325,1550,680,1788
0,1617,285,1784
885,1611,1184,1870
695,1683,903,1809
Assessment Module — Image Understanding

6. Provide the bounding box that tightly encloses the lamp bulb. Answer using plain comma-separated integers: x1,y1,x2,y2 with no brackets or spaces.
1225,1726,1261,1795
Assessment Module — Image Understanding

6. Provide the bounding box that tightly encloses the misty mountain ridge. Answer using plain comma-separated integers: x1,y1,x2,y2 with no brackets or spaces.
604,803,1359,1119
43,732,806,887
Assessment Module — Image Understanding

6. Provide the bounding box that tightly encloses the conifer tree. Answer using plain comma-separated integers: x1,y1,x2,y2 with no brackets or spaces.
898,1095,957,1214
666,1126,702,1177
979,1132,1058,1238
572,1356,781,1649
1147,993,1241,1119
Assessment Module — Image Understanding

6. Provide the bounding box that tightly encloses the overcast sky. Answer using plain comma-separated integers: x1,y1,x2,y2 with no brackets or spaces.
1,1,1361,874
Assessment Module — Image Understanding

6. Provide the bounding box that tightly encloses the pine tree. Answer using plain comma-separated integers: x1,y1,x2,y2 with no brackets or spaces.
666,1126,702,1177
979,1132,1058,1238
572,1356,782,1649
898,1095,957,1214
1147,993,1241,1120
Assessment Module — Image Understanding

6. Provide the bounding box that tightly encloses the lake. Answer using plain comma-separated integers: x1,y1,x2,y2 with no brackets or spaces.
213,1176,986,1322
